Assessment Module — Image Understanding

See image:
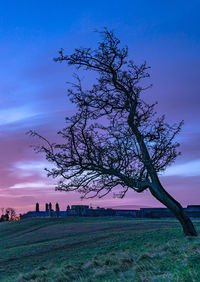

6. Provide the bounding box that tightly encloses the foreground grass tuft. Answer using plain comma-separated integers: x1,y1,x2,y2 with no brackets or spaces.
17,236,200,281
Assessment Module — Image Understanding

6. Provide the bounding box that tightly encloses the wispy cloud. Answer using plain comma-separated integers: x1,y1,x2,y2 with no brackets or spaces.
0,105,39,125
14,161,51,177
10,182,55,189
164,159,200,177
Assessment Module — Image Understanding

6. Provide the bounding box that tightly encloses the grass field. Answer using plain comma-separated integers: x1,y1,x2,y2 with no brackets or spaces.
0,217,200,281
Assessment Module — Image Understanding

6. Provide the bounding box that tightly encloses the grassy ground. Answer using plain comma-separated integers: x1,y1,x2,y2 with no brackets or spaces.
0,217,200,281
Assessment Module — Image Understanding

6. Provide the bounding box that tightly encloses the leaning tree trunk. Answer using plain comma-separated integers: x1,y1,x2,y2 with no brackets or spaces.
149,181,198,236
129,122,197,236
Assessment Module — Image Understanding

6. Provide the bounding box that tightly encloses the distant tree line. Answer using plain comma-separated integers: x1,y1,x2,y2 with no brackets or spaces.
0,208,16,222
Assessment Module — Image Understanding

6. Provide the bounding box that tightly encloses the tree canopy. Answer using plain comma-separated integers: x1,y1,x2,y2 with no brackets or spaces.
29,29,197,236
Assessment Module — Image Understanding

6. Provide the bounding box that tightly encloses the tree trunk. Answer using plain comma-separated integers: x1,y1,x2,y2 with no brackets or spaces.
128,121,197,236
149,182,198,236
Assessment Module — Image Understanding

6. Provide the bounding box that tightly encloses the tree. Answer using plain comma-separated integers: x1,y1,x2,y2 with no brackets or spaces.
30,29,197,236
6,208,16,221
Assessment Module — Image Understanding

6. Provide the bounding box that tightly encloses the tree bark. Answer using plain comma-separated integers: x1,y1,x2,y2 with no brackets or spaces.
149,181,198,236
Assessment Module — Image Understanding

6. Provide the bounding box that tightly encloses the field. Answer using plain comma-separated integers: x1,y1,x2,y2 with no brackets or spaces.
0,217,200,281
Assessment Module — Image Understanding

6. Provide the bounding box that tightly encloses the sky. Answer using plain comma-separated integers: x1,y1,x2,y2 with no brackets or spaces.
0,0,200,214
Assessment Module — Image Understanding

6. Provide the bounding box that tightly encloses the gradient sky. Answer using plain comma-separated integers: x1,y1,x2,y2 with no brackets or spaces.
0,0,200,214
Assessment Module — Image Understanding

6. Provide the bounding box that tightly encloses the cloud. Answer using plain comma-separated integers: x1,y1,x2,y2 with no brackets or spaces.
14,161,52,177
0,2,199,214
164,159,200,177
10,182,55,189
0,105,39,126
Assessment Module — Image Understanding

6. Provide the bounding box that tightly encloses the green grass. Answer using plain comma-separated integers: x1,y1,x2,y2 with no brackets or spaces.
0,217,200,281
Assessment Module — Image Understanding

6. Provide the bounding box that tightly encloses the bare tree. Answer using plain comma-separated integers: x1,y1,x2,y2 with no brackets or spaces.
30,29,197,236
6,208,16,220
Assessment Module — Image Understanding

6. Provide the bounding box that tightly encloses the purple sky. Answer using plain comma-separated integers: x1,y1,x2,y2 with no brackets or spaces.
0,1,200,213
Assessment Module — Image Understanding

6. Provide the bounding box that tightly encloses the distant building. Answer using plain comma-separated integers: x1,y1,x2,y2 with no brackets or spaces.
36,203,39,212
185,205,200,218
19,203,200,219
20,211,67,219
56,203,60,218
70,205,89,216
45,203,49,212
139,208,174,218
115,209,139,217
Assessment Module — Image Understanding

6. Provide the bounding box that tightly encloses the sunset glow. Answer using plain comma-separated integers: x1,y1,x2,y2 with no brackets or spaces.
0,1,200,214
